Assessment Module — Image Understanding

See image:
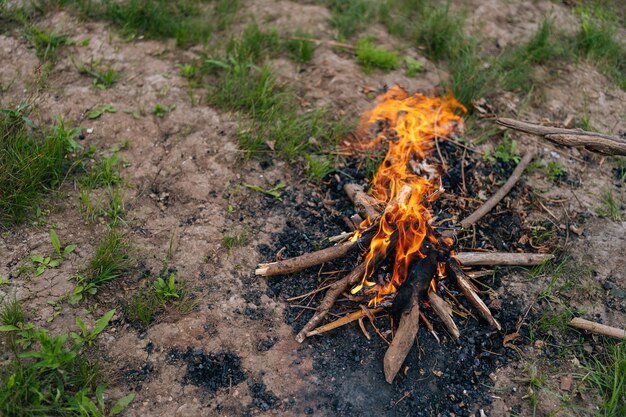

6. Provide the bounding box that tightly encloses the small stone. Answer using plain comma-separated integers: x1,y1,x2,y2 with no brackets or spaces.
432,369,443,377
610,287,626,299
560,375,572,391
86,128,94,134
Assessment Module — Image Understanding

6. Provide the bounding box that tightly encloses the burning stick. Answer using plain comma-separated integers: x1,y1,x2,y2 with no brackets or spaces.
569,317,626,340
305,307,383,338
344,183,383,220
497,117,626,156
453,252,553,266
449,262,501,331
428,291,460,339
460,148,536,228
384,289,420,383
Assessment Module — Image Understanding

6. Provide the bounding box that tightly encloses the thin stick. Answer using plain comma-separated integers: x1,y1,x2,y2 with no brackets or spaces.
428,292,460,339
460,149,536,228
497,117,626,156
256,240,356,276
449,262,501,331
295,262,367,343
453,252,553,266
306,308,383,337
569,317,625,339
286,283,334,301
384,290,420,384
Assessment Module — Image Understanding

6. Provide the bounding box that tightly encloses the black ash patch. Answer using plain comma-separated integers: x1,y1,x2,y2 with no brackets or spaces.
167,348,247,392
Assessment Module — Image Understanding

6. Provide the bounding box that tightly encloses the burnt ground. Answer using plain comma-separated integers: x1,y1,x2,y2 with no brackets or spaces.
1,1,626,417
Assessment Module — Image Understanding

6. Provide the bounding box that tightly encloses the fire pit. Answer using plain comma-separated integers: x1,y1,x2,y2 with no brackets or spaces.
256,86,552,383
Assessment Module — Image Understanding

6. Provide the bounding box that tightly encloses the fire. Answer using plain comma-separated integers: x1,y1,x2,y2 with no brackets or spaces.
351,86,465,304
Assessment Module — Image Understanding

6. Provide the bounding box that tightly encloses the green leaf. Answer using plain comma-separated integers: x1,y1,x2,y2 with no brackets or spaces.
0,277,9,285
35,265,46,276
63,244,77,255
95,383,107,410
86,104,118,119
0,325,19,331
50,229,61,256
92,309,115,336
68,293,83,305
48,259,61,268
110,393,135,415
75,316,87,336
32,255,45,263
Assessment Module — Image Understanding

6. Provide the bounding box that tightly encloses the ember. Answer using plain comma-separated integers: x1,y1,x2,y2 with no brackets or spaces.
256,86,553,383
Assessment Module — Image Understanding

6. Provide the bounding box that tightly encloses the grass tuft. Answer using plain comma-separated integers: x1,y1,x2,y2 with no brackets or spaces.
596,189,623,222
355,38,399,71
70,229,133,304
26,26,68,62
0,105,80,224
575,5,626,89
583,341,626,417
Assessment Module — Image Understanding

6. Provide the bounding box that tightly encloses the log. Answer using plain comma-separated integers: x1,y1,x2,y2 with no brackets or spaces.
453,252,553,266
449,262,501,331
384,289,420,384
497,118,626,156
460,148,536,228
428,291,460,339
305,307,383,338
344,183,383,220
569,317,626,340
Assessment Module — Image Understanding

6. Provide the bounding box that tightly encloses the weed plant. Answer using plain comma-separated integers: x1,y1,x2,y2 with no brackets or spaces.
0,305,135,416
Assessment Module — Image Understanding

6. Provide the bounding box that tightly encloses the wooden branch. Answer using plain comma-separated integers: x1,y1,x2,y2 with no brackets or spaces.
460,149,536,228
428,292,460,339
384,290,420,384
449,262,501,331
344,183,383,220
255,240,357,276
453,252,553,266
569,317,626,340
295,262,367,343
497,118,626,156
305,307,383,338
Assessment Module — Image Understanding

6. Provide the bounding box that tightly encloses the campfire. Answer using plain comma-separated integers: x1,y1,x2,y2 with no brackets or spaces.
256,86,553,383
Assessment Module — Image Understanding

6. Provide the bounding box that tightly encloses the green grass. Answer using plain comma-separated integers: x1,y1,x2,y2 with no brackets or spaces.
498,18,572,93
483,135,521,164
70,229,133,304
583,341,626,416
222,231,248,250
77,61,120,89
123,289,160,326
26,26,68,62
546,161,566,182
305,154,336,183
284,34,316,64
207,25,352,161
0,297,26,328
81,152,122,188
0,105,80,224
575,5,626,89
99,0,213,47
414,3,466,62
355,38,399,71
327,0,376,39
596,189,623,221
0,309,134,417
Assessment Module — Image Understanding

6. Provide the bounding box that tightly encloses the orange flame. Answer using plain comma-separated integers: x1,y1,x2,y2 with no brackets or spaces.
351,86,465,303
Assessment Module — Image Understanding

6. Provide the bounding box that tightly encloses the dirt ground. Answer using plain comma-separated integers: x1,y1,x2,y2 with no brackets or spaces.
1,1,625,416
